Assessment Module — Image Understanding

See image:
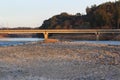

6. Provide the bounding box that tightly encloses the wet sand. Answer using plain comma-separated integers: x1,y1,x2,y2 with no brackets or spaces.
0,41,120,80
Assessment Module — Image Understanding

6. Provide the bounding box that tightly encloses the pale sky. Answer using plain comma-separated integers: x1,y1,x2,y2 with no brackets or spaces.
0,0,116,28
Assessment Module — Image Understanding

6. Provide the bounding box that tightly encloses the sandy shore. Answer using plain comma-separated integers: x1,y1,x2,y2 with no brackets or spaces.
0,41,120,80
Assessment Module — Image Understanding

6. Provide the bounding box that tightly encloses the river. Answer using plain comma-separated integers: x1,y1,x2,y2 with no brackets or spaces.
75,41,120,45
0,38,120,46
0,38,44,46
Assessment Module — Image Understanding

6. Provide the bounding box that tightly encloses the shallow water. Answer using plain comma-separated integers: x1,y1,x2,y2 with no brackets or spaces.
0,38,120,46
75,41,120,45
0,38,43,46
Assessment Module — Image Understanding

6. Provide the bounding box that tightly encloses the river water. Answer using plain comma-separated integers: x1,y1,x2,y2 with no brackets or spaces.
0,38,120,46
75,41,120,45
0,38,44,46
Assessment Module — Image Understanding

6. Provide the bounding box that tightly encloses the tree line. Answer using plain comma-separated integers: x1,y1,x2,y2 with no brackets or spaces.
40,1,120,29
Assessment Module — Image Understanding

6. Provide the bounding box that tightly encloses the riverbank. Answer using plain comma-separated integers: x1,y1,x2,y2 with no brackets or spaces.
0,41,120,80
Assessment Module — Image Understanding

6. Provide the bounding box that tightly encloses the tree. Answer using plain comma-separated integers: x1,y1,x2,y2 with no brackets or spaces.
86,6,91,14
76,13,81,16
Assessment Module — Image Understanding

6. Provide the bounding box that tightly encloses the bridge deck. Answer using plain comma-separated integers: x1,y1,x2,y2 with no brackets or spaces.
0,29,120,40
0,29,120,34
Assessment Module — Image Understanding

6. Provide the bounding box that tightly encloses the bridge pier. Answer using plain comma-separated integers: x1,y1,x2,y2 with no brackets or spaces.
43,32,48,40
96,32,100,41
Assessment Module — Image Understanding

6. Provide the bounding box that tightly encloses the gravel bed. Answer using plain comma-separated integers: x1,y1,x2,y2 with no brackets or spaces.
0,41,120,80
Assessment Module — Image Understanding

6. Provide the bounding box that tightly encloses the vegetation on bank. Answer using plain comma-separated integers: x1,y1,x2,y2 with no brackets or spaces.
40,1,120,29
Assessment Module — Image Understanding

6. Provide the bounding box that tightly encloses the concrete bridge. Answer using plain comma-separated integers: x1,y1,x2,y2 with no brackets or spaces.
0,29,120,40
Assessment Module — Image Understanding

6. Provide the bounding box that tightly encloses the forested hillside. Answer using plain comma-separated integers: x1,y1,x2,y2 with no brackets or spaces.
40,1,120,29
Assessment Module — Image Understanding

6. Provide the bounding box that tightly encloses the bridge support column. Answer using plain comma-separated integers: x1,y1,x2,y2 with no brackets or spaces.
96,32,100,41
43,32,48,40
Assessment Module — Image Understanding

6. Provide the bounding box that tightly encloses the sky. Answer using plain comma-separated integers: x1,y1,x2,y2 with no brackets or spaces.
0,0,116,28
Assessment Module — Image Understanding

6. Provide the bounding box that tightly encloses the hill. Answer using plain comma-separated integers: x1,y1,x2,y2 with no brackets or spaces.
40,1,120,29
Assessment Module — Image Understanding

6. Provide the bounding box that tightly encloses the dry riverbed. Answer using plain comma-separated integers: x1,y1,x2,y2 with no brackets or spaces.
0,41,120,80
